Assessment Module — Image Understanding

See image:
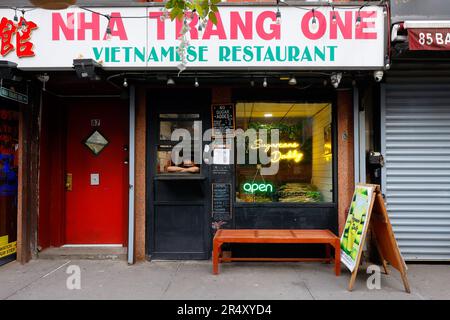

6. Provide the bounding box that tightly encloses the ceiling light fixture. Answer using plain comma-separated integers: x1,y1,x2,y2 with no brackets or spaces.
264,113,273,118
73,58,103,80
288,75,297,86
330,72,342,89
194,77,199,87
263,77,268,88
167,77,175,86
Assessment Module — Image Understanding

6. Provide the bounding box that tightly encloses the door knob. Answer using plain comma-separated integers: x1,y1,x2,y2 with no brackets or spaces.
65,173,73,191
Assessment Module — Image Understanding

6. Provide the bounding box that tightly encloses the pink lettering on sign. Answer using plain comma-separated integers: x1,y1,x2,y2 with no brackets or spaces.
203,13,227,40
107,13,128,40
148,12,166,40
52,12,128,41
255,11,280,40
51,9,379,42
176,13,199,39
329,11,353,39
77,12,100,40
52,13,75,40
230,11,253,40
301,10,327,40
355,11,377,40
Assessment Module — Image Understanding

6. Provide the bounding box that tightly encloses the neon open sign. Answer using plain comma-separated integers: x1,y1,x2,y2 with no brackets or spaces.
242,182,274,194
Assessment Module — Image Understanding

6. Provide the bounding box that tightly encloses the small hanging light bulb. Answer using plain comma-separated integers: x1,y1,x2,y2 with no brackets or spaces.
21,10,26,28
275,8,281,25
123,78,128,88
331,7,337,25
263,77,268,88
160,7,169,21
198,23,204,38
355,10,361,28
105,15,112,41
194,77,199,88
13,10,18,23
185,12,192,24
106,25,112,40
310,9,318,32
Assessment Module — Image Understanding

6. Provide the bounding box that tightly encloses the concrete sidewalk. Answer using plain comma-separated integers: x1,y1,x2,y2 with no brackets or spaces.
0,259,449,300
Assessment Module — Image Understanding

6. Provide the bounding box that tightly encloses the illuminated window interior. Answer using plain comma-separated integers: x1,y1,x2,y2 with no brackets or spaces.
236,102,333,203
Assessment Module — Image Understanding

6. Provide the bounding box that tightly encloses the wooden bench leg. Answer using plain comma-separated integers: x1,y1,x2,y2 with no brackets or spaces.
334,240,341,276
325,244,331,264
212,241,221,275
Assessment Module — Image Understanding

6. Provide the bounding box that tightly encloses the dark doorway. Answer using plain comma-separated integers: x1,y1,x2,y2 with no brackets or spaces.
147,89,212,259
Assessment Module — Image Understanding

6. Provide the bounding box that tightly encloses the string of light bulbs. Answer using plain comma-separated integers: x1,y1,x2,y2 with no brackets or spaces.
273,0,386,29
7,7,37,29
7,1,389,74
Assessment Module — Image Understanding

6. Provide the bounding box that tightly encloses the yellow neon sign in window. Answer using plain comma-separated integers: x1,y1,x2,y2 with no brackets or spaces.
250,139,304,163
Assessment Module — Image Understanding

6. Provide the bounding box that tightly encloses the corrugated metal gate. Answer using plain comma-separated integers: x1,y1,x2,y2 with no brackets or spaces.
381,80,450,261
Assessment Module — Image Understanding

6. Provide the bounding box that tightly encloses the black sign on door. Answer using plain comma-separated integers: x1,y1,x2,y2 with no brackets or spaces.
212,104,235,137
212,183,232,221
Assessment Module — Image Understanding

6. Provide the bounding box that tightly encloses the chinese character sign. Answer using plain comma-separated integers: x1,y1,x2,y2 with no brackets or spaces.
0,17,37,58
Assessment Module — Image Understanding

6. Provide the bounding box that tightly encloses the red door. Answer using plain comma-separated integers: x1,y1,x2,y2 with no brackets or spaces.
65,101,128,245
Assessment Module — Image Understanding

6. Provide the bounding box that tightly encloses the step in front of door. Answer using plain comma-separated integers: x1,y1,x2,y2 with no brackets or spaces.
38,246,127,261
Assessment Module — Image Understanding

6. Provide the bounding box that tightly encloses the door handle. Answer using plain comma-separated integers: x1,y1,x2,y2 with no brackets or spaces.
65,173,73,191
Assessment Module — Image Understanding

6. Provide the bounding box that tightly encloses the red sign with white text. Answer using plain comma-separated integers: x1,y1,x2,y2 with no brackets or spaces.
408,28,450,51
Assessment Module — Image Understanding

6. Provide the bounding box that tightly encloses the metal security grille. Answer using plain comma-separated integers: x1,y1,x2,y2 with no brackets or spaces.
381,83,450,261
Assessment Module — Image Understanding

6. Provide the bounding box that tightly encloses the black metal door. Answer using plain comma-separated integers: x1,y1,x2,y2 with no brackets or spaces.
147,89,211,260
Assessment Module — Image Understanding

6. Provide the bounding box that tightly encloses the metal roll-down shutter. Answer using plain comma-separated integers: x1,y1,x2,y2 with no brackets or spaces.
381,81,450,261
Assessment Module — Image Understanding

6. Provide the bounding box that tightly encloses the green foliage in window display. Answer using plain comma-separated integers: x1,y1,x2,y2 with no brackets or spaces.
277,183,323,203
248,122,304,140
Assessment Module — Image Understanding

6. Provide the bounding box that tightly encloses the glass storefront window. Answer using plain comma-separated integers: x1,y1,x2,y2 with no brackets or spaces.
156,113,201,174
235,102,333,204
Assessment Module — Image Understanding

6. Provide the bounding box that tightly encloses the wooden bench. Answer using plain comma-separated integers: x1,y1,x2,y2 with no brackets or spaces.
212,229,341,276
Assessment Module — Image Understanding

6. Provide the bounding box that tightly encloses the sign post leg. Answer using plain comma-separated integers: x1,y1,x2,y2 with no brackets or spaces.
401,271,411,293
348,269,358,291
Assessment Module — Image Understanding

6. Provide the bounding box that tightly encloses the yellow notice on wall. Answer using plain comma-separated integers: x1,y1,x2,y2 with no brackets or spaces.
0,235,8,245
0,241,17,259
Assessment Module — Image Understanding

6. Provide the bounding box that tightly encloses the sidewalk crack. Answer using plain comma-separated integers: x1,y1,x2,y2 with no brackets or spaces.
160,262,182,299
302,281,315,300
3,260,71,300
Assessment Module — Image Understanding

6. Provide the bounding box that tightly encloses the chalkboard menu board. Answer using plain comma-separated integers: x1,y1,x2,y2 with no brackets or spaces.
212,164,233,177
212,104,235,136
212,183,232,220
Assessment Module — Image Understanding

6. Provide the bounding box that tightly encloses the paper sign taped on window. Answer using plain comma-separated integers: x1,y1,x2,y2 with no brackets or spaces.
213,148,231,165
